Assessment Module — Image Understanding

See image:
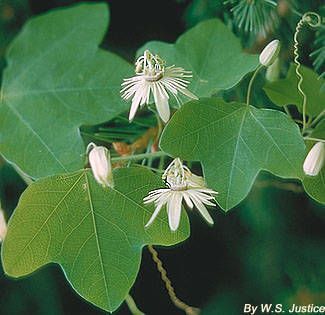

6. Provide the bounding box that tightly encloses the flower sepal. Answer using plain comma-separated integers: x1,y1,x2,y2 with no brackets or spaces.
87,142,114,188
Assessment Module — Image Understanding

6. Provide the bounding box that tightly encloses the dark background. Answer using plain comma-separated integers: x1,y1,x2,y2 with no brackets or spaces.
0,1,324,314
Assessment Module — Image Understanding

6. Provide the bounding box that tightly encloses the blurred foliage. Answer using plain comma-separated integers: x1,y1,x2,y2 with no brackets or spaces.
0,264,64,315
0,0,29,79
224,0,279,37
183,0,324,71
202,173,324,314
311,21,325,80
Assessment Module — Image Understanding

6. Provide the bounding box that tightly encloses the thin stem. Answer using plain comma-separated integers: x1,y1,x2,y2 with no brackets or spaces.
303,137,325,143
125,294,145,315
141,140,153,166
147,245,200,315
291,8,303,18
111,151,166,162
254,179,303,193
155,110,163,141
12,164,33,186
139,164,164,173
158,154,165,170
308,109,325,128
246,65,263,106
294,119,304,125
283,105,292,119
293,12,322,133
293,17,307,131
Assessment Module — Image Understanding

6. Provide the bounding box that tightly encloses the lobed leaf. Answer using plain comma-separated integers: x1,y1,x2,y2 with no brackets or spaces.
1,167,190,312
0,3,132,179
264,64,325,117
160,98,306,210
137,19,259,97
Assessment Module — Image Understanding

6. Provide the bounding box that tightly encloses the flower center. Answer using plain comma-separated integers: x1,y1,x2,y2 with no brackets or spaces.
163,158,193,191
135,50,165,82
144,71,163,82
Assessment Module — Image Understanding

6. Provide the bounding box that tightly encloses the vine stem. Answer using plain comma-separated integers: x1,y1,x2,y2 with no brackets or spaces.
12,164,33,185
254,179,303,193
111,151,166,162
303,137,325,143
246,65,263,106
150,107,163,141
293,12,322,133
283,105,293,119
308,109,325,129
125,294,145,315
147,245,200,315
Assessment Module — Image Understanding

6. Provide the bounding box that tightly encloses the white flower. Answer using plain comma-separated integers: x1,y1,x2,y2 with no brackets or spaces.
162,157,205,189
303,141,325,176
265,57,280,82
259,39,280,67
87,142,114,188
0,208,7,242
144,158,218,231
121,50,198,123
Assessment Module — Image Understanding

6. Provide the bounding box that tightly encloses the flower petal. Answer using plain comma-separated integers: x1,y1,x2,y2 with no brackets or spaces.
190,193,214,225
129,89,143,121
153,83,170,123
179,88,198,100
183,192,194,209
167,192,182,231
145,202,164,228
143,189,171,205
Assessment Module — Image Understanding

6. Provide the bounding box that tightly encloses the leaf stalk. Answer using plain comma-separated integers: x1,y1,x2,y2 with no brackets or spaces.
111,151,167,162
246,65,263,106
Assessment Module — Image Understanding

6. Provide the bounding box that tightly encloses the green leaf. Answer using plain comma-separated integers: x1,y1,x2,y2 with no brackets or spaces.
160,98,305,210
264,64,325,117
303,121,325,204
137,19,259,97
0,3,132,179
1,167,190,312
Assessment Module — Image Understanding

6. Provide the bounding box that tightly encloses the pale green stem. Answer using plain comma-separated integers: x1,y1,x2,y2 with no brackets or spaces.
158,154,165,170
246,65,263,105
13,164,33,186
155,110,163,140
303,137,325,143
293,12,321,133
125,294,145,315
255,179,303,193
293,17,307,132
140,164,164,173
141,140,153,166
283,105,292,119
294,119,303,125
308,109,325,128
111,151,166,162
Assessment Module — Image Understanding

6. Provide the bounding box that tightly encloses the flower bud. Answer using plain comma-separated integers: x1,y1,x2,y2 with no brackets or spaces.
265,57,280,82
0,208,7,242
259,40,280,67
303,142,325,176
87,143,114,188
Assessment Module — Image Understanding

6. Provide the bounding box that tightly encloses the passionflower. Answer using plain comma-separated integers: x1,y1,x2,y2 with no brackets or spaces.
87,142,114,188
303,142,325,176
121,50,198,123
144,158,218,231
259,39,280,67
